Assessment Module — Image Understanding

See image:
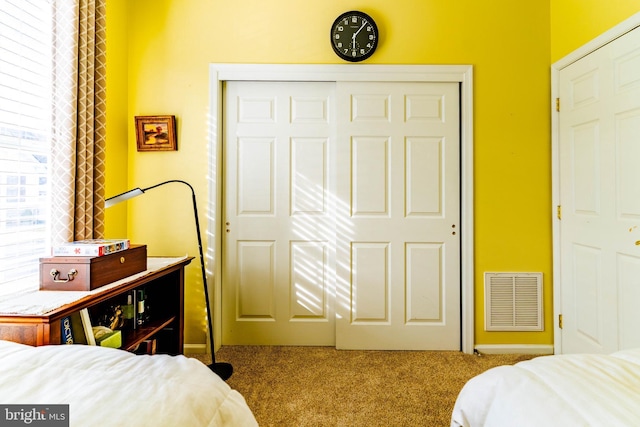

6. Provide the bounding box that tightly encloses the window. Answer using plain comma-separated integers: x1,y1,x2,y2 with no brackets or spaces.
0,1,52,296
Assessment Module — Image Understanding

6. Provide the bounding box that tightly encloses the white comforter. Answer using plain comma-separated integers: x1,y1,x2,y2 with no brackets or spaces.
451,348,640,427
0,340,257,427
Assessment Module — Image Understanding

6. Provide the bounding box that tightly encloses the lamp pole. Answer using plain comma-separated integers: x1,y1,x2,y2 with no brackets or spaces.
105,180,233,380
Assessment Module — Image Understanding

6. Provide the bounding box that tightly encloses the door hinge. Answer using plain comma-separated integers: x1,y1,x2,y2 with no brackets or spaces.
559,314,563,329
557,205,561,220
556,98,560,112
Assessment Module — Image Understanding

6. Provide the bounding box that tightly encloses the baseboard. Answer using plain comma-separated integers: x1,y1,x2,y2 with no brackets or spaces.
474,344,554,355
184,343,207,354
188,343,553,355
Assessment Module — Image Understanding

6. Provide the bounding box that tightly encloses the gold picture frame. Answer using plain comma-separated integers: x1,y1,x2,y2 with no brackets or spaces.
135,115,177,151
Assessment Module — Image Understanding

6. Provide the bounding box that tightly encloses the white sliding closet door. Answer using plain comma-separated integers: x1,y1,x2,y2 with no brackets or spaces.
335,81,461,350
222,81,337,345
221,78,462,350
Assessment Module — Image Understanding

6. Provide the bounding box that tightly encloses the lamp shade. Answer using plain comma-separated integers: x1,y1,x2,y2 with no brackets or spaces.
104,188,144,208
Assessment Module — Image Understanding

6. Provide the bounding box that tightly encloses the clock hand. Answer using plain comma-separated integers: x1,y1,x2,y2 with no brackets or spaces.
353,20,367,38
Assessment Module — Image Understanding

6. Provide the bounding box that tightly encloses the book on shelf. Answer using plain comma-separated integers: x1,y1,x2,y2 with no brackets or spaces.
61,316,74,344
69,308,96,345
80,308,96,345
52,239,130,257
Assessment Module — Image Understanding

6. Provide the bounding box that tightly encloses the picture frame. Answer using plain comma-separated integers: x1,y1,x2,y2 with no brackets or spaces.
135,115,177,151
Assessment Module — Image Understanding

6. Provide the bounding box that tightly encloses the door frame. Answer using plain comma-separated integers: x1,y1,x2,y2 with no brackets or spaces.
551,11,640,354
207,64,475,353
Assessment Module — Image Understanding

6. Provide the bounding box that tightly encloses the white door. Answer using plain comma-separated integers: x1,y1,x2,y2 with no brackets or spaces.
222,81,337,345
335,82,460,350
558,26,640,354
222,80,461,349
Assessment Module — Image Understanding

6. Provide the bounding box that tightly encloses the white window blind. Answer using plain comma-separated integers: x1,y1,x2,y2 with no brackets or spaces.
0,1,52,296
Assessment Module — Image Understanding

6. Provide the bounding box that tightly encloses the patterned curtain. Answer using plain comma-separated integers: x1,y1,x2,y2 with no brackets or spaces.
50,0,107,245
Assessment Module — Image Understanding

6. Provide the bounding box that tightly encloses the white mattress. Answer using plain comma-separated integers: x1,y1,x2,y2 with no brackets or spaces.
451,348,640,427
0,340,257,427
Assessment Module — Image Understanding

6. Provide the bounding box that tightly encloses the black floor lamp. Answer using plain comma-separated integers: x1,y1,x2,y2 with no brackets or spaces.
105,180,233,381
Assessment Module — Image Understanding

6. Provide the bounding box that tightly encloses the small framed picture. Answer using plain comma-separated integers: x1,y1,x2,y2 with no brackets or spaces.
135,115,177,151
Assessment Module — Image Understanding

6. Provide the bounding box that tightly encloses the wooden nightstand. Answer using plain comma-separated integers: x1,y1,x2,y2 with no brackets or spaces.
0,257,192,355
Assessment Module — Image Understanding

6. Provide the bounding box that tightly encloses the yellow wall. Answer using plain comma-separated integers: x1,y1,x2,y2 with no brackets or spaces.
105,0,129,237
551,0,640,62
103,1,639,348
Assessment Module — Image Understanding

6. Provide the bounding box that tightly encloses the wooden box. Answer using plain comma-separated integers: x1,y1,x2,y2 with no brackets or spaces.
39,245,147,291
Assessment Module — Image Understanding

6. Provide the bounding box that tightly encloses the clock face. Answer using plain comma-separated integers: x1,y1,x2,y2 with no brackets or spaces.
330,11,378,62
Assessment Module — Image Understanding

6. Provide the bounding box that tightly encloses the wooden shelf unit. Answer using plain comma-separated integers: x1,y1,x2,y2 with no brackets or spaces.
0,257,192,355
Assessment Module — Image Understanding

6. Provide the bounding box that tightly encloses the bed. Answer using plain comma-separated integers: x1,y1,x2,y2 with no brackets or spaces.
0,340,257,426
451,348,640,426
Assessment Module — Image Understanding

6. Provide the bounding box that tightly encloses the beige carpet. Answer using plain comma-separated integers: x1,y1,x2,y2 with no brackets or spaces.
189,346,536,427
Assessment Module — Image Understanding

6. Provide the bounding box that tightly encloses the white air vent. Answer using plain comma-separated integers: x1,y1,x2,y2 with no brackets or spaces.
484,272,543,331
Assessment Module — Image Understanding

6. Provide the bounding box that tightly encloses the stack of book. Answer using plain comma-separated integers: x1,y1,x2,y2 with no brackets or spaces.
52,239,130,257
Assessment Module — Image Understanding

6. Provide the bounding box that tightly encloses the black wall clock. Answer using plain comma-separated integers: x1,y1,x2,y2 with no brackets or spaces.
330,11,378,62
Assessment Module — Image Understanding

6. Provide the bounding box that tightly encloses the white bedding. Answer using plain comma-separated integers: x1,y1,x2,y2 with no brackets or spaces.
451,348,640,427
0,340,258,427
